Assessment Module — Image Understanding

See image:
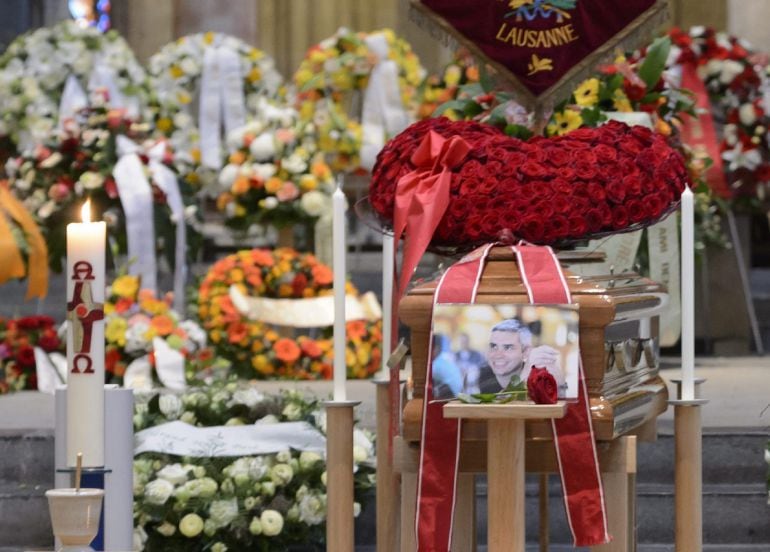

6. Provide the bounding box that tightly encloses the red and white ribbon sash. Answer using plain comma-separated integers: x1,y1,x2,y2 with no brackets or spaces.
415,244,610,551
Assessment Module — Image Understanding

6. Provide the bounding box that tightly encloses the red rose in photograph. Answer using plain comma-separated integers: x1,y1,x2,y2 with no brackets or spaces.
527,366,558,405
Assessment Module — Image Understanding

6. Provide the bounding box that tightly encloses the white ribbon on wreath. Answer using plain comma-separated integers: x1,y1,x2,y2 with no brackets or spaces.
359,32,412,172
123,337,187,392
199,41,248,170
57,56,140,131
113,135,158,293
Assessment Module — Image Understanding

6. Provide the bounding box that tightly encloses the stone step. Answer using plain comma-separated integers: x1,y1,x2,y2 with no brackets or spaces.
637,428,770,485
475,479,770,546
0,481,53,548
0,430,55,485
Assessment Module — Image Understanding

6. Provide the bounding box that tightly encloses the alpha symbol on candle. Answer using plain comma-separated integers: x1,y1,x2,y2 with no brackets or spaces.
66,260,104,360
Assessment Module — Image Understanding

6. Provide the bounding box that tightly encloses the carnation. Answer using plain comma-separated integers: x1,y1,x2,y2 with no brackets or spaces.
271,463,294,485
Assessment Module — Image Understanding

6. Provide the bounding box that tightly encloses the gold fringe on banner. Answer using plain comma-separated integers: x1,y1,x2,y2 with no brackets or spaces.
409,0,670,119
0,183,49,299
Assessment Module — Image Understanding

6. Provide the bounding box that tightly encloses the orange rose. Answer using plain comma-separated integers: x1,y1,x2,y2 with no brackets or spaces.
274,338,301,363
347,320,367,340
300,338,322,358
150,315,174,336
311,264,333,286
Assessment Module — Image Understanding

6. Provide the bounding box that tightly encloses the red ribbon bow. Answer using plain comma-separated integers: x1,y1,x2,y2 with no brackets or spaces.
392,130,470,302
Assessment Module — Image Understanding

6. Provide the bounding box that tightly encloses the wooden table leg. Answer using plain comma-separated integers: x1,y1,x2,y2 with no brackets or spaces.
675,405,703,551
452,474,476,552
401,472,418,552
487,418,525,552
325,402,356,552
375,381,399,552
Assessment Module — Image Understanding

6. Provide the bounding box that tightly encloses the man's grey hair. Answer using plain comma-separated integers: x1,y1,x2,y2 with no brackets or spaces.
490,318,532,347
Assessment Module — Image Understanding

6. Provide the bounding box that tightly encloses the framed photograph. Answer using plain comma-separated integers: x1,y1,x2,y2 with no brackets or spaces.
430,303,580,401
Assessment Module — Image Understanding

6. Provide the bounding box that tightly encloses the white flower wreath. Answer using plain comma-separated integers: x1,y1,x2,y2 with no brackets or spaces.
0,20,149,154
147,32,284,188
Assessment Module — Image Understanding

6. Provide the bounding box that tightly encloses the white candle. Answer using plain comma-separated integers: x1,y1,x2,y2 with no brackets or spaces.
332,180,347,402
66,200,106,467
680,187,695,400
380,234,394,377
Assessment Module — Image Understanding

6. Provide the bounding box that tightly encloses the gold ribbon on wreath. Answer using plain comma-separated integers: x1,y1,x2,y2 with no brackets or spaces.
0,181,49,299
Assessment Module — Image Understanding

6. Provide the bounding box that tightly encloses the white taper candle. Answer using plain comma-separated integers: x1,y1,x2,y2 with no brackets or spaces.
380,234,394,377
680,186,695,400
332,179,347,401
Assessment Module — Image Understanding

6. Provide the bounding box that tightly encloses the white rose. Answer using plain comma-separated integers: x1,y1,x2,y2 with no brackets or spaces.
175,477,218,499
156,521,176,536
249,132,277,161
38,152,62,169
276,450,292,463
248,516,262,535
78,171,104,190
208,498,239,528
144,478,174,505
37,200,57,220
218,164,240,190
281,402,302,421
133,526,148,550
262,197,278,209
299,190,330,217
211,542,228,552
282,153,308,174
260,510,284,537
156,463,189,486
255,414,279,425
299,451,323,471
159,394,183,419
260,481,276,497
739,103,757,126
719,60,744,84
179,513,204,537
353,445,369,464
252,163,277,181
179,57,198,75
230,387,264,408
298,492,326,525
271,463,294,485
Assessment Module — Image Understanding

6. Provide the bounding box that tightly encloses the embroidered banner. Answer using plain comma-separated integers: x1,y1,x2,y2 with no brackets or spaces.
411,0,668,110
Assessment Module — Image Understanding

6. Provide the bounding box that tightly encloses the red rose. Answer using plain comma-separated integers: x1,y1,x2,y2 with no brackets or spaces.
15,346,35,368
611,205,630,229
519,161,548,179
606,181,627,204
527,366,558,404
38,334,60,353
291,273,308,297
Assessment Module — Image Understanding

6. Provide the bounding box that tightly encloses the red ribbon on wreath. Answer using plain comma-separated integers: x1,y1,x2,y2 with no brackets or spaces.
415,243,610,550
388,130,470,449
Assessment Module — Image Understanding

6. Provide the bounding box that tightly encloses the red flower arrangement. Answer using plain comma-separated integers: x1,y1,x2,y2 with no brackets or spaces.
0,315,62,394
370,117,690,247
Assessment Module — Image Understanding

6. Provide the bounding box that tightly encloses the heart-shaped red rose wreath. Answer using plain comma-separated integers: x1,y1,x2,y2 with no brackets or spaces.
369,117,690,248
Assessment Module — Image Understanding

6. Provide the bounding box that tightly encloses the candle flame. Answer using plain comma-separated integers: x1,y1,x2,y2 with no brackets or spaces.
81,200,91,223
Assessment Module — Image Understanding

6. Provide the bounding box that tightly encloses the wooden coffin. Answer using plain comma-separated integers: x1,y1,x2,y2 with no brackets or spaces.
399,246,669,442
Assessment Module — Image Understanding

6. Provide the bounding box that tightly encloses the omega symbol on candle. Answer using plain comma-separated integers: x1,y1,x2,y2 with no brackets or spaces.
66,260,104,374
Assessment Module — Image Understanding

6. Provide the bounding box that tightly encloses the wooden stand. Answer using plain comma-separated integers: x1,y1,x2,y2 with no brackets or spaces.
670,378,708,552
324,400,359,552
373,379,400,552
443,402,568,552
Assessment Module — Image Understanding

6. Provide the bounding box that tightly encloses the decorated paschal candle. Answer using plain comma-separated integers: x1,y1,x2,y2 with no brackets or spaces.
65,200,106,467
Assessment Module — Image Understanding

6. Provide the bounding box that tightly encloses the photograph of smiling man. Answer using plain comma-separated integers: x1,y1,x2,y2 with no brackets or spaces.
430,303,579,400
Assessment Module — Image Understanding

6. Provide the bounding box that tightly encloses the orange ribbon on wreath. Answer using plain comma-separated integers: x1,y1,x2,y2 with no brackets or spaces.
0,181,49,299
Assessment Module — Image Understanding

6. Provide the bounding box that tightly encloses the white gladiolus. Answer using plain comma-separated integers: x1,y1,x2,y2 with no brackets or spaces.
144,479,174,505
260,510,284,536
